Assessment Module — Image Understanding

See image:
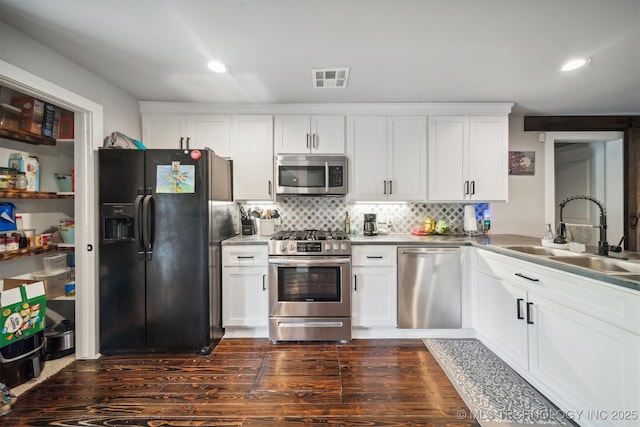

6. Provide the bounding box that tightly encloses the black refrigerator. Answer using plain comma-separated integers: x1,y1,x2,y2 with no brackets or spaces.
98,148,237,354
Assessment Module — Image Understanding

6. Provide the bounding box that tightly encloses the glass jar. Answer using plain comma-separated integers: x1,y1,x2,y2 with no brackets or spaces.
16,172,27,190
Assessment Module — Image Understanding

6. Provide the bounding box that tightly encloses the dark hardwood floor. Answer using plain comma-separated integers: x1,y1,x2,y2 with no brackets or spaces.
3,339,479,426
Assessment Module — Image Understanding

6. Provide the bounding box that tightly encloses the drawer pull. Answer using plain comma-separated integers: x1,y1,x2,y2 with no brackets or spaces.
516,298,524,319
366,256,384,259
237,256,255,259
515,272,539,282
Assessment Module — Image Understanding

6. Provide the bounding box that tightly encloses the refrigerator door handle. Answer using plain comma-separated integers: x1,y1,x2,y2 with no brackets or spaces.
142,195,155,260
134,194,145,259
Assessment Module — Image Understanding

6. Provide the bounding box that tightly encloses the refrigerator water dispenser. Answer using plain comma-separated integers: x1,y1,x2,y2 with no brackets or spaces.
102,203,135,241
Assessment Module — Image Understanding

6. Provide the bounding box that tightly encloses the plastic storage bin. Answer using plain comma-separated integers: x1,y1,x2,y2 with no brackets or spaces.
33,270,69,298
54,173,73,192
43,253,67,274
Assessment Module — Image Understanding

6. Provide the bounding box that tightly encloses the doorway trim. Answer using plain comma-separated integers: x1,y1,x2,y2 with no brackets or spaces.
544,131,623,236
1,60,103,359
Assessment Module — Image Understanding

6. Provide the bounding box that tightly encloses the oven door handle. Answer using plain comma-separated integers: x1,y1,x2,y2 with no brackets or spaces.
269,257,351,266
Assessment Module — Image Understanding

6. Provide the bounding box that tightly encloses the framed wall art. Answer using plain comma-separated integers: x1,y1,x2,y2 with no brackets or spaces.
509,151,535,175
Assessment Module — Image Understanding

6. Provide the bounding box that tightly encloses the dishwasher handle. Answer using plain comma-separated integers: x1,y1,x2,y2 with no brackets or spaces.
398,248,460,255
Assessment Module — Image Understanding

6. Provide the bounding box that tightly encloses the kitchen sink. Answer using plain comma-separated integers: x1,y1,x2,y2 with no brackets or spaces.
502,246,581,257
548,256,640,274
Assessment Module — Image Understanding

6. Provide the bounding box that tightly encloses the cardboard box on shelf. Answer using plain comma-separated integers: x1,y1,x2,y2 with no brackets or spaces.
7,154,39,192
41,102,56,137
10,96,45,136
59,115,74,139
52,107,62,139
0,279,46,349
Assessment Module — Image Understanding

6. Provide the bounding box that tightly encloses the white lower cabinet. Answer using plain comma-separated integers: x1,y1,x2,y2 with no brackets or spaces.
351,246,397,328
475,269,528,372
222,246,268,328
528,293,640,426
474,249,640,427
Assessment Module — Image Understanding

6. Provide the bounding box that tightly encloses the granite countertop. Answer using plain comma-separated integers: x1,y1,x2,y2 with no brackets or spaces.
221,232,640,292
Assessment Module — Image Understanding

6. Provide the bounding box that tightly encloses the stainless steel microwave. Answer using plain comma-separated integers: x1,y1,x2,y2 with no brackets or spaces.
275,155,347,196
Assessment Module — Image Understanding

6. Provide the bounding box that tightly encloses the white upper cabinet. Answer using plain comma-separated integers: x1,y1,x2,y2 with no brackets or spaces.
428,115,508,201
142,115,186,150
348,115,426,201
231,115,274,201
187,115,231,157
142,114,231,157
274,115,345,154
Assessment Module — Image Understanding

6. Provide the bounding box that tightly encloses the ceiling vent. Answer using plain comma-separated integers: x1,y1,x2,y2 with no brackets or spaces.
312,68,350,89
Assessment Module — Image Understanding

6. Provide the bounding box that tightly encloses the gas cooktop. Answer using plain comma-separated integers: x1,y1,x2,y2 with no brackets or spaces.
268,230,351,256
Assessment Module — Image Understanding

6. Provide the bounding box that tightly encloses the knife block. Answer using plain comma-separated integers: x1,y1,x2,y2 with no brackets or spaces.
241,219,254,235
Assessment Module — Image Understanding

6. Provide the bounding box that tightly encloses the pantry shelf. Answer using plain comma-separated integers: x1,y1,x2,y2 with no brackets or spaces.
0,245,61,262
0,127,57,146
0,190,74,199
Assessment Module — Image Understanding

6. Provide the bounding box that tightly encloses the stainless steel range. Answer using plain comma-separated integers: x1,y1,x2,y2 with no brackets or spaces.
268,230,352,342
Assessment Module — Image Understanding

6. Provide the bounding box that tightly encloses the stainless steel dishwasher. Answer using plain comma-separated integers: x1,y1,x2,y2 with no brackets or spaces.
397,247,461,328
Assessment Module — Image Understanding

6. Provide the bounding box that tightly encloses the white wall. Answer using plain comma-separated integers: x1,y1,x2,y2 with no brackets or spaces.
0,22,141,139
489,115,545,238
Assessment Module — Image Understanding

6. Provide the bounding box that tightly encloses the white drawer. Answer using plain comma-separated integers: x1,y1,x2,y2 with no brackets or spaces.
222,245,268,266
352,245,396,266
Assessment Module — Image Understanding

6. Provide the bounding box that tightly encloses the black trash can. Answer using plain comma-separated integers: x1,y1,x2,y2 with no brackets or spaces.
0,331,45,388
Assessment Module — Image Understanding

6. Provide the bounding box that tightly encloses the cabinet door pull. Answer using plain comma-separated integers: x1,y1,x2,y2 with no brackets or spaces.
383,180,387,194
516,298,524,319
268,180,272,196
262,274,266,291
354,274,357,291
306,133,310,149
515,272,539,282
464,180,469,195
179,137,184,150
470,180,475,195
312,133,317,149
526,302,534,324
389,180,393,195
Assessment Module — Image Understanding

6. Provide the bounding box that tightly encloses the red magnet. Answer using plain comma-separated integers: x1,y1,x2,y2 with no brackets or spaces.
190,149,202,160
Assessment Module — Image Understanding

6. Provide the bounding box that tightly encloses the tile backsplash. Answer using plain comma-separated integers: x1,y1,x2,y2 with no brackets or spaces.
242,197,489,234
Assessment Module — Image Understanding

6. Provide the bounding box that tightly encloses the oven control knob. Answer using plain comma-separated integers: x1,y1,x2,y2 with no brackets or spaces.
324,243,332,251
333,243,339,251
289,243,296,252
340,243,347,251
280,243,287,252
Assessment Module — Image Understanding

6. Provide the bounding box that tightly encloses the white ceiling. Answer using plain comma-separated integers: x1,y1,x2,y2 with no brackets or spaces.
1,0,639,115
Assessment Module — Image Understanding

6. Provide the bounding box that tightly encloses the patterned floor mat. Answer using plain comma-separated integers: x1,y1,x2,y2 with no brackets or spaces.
423,338,575,427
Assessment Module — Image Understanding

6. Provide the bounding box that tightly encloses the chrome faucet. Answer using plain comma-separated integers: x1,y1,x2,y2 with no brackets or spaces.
555,195,609,256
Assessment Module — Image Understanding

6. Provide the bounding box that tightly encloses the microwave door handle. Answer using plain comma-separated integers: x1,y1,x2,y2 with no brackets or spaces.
325,162,329,192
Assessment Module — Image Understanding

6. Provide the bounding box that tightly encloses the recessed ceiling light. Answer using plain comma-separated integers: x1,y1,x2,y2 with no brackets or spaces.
561,57,591,71
207,60,229,74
